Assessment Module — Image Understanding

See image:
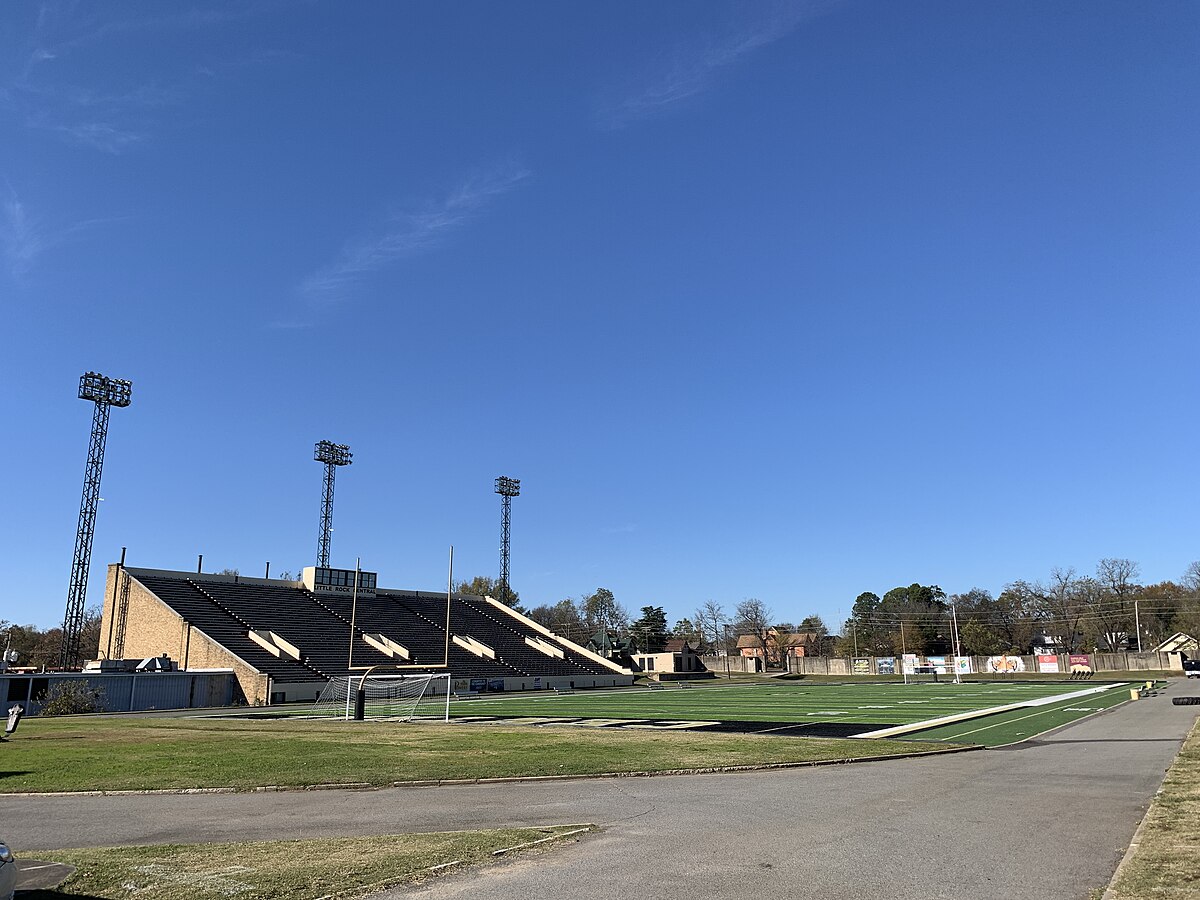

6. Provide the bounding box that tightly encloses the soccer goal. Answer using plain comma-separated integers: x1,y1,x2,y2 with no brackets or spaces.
311,671,451,721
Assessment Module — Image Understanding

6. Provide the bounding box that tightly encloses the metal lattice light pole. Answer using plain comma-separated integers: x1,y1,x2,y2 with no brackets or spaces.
61,372,132,669
494,475,521,604
314,441,352,567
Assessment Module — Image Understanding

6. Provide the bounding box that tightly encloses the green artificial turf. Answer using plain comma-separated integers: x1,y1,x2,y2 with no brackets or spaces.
449,679,1132,729
903,681,1138,745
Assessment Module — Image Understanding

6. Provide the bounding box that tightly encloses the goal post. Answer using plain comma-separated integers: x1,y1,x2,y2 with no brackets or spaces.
310,670,451,721
901,655,960,684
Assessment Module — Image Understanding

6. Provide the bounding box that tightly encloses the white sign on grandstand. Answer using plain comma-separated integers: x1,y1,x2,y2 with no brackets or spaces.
310,672,450,721
302,566,377,598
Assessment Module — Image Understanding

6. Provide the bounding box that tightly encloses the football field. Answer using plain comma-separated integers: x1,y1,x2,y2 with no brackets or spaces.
445,679,1142,747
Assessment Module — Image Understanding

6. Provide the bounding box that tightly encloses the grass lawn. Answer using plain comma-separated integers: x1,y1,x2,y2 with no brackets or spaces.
27,826,592,899
0,716,946,794
1105,717,1200,899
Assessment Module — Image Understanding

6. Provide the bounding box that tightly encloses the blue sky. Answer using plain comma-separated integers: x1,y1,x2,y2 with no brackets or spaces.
2,1,1197,631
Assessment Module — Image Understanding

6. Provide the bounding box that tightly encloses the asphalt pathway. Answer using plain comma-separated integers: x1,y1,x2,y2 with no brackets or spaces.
2,681,1197,900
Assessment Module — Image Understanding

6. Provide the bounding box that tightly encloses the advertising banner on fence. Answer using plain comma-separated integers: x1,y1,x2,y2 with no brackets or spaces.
902,653,918,675
987,654,1026,673
955,656,973,675
927,655,948,674
1038,654,1060,673
852,658,872,675
877,656,896,675
1069,653,1094,674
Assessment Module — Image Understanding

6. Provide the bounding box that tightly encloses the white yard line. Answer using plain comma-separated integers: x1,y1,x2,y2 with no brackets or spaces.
852,684,1127,739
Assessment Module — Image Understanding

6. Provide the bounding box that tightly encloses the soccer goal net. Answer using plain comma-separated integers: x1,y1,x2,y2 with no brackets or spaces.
310,672,451,721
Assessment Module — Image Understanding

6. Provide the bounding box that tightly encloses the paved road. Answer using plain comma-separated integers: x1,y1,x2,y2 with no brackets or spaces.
3,681,1197,900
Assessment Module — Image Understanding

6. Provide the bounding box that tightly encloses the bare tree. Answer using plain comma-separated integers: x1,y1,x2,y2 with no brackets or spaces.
735,598,773,663
1036,568,1088,652
1182,561,1200,593
1094,558,1141,650
1097,558,1140,598
694,600,728,650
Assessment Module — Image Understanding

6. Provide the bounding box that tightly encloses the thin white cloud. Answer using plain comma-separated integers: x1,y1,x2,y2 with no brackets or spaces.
2,193,42,278
55,122,144,154
1,184,126,279
603,524,640,535
3,1,288,154
27,3,279,64
598,1,839,129
299,163,532,307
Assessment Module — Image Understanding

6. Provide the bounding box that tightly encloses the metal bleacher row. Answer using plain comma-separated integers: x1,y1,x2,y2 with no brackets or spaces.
133,574,616,683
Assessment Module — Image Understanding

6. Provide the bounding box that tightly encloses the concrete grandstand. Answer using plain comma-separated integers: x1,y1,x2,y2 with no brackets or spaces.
98,564,634,705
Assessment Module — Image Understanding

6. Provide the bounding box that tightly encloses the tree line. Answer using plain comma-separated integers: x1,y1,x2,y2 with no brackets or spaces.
521,557,1200,663
839,559,1200,657
524,591,833,664
1,606,102,670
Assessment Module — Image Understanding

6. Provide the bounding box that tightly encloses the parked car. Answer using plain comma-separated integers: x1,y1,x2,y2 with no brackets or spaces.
1183,658,1200,679
0,840,15,900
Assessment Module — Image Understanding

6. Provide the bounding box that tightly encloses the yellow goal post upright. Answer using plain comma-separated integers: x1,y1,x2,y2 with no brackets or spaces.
336,551,455,721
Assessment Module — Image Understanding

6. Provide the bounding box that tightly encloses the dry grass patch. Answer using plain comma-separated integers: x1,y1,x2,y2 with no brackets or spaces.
1106,718,1200,899
32,826,592,899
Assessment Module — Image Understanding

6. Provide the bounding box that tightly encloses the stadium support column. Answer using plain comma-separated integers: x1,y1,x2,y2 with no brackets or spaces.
314,440,352,567
494,475,521,605
61,372,133,669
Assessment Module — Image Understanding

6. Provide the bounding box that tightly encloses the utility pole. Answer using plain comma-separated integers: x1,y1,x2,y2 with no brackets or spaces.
723,623,731,679
949,599,962,684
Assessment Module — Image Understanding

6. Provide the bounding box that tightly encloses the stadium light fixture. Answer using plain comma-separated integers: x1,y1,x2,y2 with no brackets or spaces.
315,440,353,467
78,372,132,408
61,371,133,669
494,475,521,605
494,475,520,498
314,440,352,567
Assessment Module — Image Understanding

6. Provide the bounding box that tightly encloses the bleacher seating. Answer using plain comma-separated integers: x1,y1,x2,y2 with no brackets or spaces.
135,575,326,683
131,572,622,685
455,599,616,678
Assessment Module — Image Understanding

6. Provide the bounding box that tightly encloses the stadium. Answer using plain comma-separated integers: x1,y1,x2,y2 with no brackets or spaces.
3,6,1198,888
1,372,1197,899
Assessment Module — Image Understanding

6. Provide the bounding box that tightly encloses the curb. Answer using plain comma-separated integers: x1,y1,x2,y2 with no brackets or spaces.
0,745,979,797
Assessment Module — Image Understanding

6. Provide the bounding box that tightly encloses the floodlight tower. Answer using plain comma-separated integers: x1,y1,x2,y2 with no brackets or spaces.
61,372,132,669
314,440,352,567
494,475,521,604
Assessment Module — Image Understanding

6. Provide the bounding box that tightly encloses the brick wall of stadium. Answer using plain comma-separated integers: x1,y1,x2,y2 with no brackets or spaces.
99,564,266,704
